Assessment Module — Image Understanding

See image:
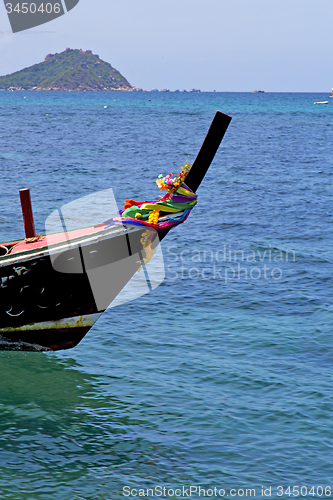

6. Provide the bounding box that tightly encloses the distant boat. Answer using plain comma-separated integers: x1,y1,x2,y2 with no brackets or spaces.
330,88,333,97
314,101,329,104
251,90,265,93
190,89,201,92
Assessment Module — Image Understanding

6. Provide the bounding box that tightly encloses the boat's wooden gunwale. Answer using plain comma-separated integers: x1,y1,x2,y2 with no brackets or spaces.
0,223,127,267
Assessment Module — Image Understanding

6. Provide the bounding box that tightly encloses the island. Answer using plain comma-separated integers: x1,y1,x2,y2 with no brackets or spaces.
0,48,141,91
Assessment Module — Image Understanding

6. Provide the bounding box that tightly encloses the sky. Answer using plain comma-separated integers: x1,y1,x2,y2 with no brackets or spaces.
0,0,333,92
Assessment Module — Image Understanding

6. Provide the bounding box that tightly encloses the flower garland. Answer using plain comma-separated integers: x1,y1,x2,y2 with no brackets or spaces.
120,159,196,224
148,209,160,225
138,229,156,271
156,160,192,194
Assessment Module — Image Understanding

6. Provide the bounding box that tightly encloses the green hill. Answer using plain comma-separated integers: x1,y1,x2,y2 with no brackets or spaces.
0,48,136,91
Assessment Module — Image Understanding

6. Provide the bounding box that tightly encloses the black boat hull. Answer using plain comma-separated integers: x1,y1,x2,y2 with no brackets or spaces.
0,224,161,350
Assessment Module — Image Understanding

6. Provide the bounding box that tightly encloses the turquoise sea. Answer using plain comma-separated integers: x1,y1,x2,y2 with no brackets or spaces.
1,91,333,499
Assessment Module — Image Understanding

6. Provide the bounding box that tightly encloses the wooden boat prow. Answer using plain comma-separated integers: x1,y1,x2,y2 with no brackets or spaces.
0,111,232,351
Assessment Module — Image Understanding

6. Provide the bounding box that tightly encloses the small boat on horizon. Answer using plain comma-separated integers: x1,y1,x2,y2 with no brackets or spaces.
314,100,329,104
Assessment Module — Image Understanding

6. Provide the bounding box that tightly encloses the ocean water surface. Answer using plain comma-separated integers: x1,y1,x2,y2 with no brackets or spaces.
1,91,333,499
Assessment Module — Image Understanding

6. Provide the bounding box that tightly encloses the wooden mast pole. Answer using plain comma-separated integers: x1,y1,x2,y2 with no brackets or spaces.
19,188,36,239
